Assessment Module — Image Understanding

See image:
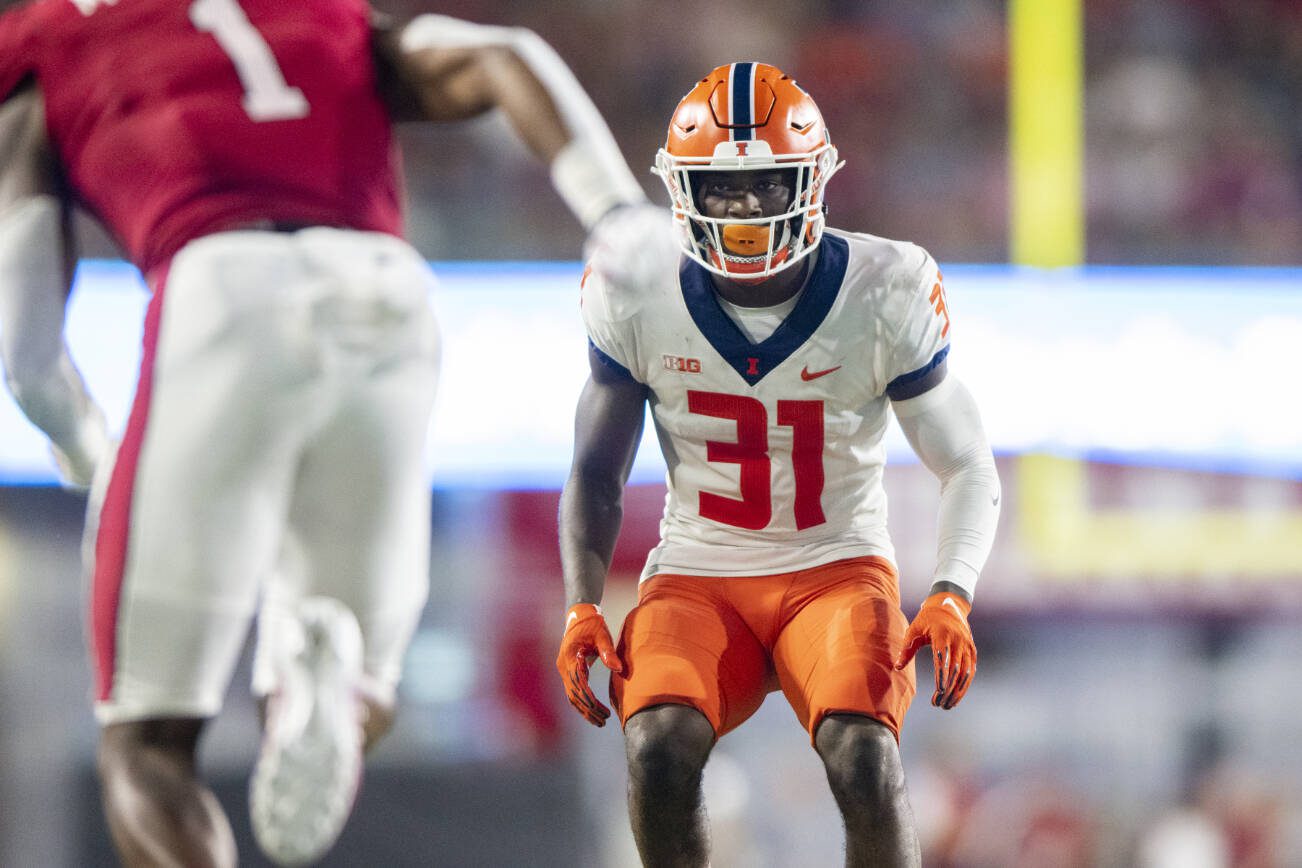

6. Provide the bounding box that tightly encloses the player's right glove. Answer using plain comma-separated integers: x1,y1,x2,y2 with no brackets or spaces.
556,603,624,727
894,591,976,710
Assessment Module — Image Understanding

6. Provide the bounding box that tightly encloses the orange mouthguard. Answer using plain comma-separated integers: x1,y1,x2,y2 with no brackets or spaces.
721,224,771,256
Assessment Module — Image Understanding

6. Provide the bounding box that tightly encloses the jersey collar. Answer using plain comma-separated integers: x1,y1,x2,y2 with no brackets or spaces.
679,234,849,386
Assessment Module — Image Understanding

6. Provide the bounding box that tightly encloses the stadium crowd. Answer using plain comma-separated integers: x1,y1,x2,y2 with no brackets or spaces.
370,0,1302,266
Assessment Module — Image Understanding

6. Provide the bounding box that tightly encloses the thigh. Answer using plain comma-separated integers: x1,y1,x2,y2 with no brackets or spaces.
772,557,916,743
255,294,440,700
611,574,771,738
89,241,311,723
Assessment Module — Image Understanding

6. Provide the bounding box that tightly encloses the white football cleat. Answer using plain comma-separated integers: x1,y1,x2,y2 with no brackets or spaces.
250,596,365,866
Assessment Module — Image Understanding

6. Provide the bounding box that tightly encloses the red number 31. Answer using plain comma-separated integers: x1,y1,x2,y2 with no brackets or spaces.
687,390,827,531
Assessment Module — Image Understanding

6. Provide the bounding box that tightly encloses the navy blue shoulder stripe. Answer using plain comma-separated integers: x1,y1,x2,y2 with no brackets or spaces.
679,234,850,387
588,339,637,382
885,345,950,400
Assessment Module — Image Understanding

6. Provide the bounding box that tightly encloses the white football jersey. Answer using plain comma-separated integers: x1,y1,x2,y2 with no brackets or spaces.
581,229,952,580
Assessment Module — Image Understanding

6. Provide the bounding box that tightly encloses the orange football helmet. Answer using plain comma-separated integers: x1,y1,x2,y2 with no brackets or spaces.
654,62,842,281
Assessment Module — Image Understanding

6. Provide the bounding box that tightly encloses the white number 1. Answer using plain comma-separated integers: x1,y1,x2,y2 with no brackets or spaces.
189,0,309,122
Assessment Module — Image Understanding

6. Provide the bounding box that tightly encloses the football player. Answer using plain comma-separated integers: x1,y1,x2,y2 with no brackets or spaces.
557,62,1001,866
0,2,670,865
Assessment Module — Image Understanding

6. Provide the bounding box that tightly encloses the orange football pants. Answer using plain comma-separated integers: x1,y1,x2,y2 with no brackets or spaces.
610,556,916,743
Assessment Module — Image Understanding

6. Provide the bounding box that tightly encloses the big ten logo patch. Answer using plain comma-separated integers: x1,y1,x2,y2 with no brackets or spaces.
663,354,702,374
929,272,951,339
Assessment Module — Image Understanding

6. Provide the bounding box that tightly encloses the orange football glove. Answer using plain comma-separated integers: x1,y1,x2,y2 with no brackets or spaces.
556,603,624,727
894,591,976,710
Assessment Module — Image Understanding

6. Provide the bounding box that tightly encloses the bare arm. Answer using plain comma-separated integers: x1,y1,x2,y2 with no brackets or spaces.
371,13,647,229
372,16,566,153
0,85,108,488
559,347,648,608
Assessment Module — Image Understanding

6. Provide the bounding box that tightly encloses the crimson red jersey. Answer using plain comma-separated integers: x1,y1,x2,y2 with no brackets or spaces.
0,0,403,274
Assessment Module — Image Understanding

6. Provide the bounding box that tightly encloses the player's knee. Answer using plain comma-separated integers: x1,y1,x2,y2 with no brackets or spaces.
96,729,129,783
624,705,713,792
97,719,204,779
816,714,905,806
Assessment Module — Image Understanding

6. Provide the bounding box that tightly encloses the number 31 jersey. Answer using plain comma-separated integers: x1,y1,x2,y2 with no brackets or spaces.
0,0,402,275
582,230,952,580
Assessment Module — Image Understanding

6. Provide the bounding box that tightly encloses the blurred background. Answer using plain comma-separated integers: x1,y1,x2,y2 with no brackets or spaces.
2,0,1301,865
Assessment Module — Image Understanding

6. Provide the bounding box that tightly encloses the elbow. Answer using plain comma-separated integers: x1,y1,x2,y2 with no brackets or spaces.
981,460,1002,510
501,25,546,57
937,449,1001,511
564,460,630,514
973,450,1000,488
565,467,625,506
399,16,539,69
937,443,998,485
486,28,552,87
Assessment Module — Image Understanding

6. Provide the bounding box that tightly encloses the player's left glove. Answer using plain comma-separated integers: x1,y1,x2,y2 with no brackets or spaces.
556,603,624,727
895,591,976,710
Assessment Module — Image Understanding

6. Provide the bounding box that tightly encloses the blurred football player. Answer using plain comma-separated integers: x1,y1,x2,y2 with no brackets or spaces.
557,62,1001,867
0,1,671,865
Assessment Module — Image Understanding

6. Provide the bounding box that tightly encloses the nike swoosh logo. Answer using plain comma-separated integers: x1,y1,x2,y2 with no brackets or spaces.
566,611,579,629
941,597,964,616
991,493,1000,506
801,365,842,381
